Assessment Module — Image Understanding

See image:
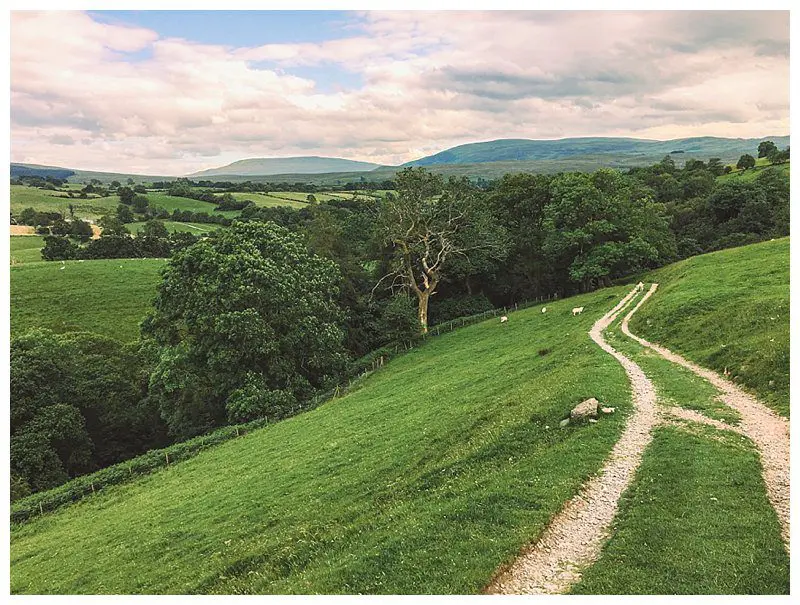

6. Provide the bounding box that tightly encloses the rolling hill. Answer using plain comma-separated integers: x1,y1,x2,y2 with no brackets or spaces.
12,135,789,184
405,136,791,167
189,156,382,177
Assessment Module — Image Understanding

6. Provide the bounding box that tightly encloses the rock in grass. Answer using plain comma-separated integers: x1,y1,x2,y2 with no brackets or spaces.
601,407,615,414
571,397,599,421
559,418,570,427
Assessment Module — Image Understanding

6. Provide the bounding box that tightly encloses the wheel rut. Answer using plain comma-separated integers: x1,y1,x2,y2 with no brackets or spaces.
485,284,660,594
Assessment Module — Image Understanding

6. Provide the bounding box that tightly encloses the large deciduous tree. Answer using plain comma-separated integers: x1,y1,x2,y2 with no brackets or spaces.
375,167,506,333
142,222,347,438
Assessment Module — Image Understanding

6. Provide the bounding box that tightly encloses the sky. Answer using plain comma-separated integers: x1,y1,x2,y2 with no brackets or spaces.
10,10,790,176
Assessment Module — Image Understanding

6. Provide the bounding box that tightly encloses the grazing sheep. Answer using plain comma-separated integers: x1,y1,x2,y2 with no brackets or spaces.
636,281,644,292
500,316,508,323
541,307,547,313
572,306,584,316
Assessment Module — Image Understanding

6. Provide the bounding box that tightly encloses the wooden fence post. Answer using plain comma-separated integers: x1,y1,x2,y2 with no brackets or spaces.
165,452,170,466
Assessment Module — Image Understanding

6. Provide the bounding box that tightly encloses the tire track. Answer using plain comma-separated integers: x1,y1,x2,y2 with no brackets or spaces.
622,299,790,551
485,285,660,594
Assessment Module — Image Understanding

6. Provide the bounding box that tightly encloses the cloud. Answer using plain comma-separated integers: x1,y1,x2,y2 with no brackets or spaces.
11,10,789,175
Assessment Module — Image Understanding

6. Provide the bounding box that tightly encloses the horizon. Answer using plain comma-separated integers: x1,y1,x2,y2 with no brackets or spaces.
11,10,789,174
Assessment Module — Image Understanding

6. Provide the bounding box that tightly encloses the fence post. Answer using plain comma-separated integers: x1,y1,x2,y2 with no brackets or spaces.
165,452,170,466
91,482,95,494
39,502,43,515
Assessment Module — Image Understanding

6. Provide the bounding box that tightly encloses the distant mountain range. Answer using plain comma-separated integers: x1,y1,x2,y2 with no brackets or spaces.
188,156,382,177
11,135,790,184
404,136,791,166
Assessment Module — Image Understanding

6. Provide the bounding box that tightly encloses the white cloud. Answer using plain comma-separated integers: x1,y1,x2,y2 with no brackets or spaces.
11,10,789,175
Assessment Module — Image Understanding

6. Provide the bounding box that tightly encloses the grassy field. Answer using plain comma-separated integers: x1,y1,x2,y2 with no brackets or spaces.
10,185,119,220
125,221,224,234
10,258,165,343
227,191,308,208
10,287,635,594
10,235,46,265
717,159,790,184
572,425,788,594
630,237,789,416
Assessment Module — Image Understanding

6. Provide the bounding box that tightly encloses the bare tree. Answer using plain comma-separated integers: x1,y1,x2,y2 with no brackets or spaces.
375,168,505,333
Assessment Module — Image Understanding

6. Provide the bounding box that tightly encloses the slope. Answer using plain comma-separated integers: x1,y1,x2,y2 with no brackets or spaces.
406,136,791,167
629,237,789,416
189,156,381,177
11,287,634,594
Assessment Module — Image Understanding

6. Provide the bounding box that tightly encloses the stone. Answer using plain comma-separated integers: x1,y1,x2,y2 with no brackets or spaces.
601,407,615,414
570,397,599,421
559,418,570,427
589,419,598,424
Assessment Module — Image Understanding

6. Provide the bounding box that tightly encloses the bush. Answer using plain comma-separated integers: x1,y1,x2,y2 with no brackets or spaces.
41,236,78,260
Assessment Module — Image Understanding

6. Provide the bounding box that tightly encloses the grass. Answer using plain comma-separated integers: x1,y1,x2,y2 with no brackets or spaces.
630,238,789,416
226,191,307,208
10,185,119,221
10,235,46,265
717,160,789,184
10,258,165,343
604,300,740,425
10,288,634,594
125,221,224,234
572,425,788,594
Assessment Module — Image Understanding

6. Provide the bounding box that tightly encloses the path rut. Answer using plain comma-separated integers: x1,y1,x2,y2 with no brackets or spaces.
485,284,660,594
623,306,790,551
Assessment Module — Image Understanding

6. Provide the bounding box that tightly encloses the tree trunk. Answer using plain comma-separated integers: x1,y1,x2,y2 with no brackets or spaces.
417,291,430,334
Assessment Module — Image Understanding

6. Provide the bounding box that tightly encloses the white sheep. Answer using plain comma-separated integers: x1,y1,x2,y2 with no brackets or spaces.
500,316,508,323
636,281,644,292
541,307,547,313
572,306,584,316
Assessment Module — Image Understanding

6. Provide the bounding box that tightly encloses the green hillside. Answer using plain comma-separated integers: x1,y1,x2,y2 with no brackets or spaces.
9,237,790,594
630,237,789,416
11,287,633,594
10,258,164,342
407,136,790,167
189,156,381,177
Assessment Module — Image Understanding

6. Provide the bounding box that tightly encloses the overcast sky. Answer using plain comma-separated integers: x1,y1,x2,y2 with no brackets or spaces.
11,10,789,175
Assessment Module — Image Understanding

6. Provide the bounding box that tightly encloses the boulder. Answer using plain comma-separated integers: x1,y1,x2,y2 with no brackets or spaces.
601,407,615,414
570,397,599,421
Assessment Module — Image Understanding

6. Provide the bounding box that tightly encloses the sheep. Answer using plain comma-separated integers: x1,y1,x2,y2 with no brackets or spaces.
572,306,584,316
541,307,547,313
500,316,508,323
635,281,644,292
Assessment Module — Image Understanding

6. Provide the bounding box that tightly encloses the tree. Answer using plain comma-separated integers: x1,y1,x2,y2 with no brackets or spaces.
307,194,318,204
758,141,778,158
70,219,94,242
10,329,167,493
140,219,169,239
131,195,150,213
142,222,347,438
375,167,505,333
168,178,193,198
116,204,135,224
98,215,131,237
737,154,756,170
118,187,135,205
41,236,78,260
543,170,675,292
707,157,726,176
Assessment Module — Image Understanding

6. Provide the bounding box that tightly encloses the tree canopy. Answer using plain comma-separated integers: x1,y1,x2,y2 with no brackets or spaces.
142,222,347,438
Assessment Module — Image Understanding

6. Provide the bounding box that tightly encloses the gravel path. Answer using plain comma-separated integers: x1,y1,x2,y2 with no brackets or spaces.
485,285,660,594
623,311,790,551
